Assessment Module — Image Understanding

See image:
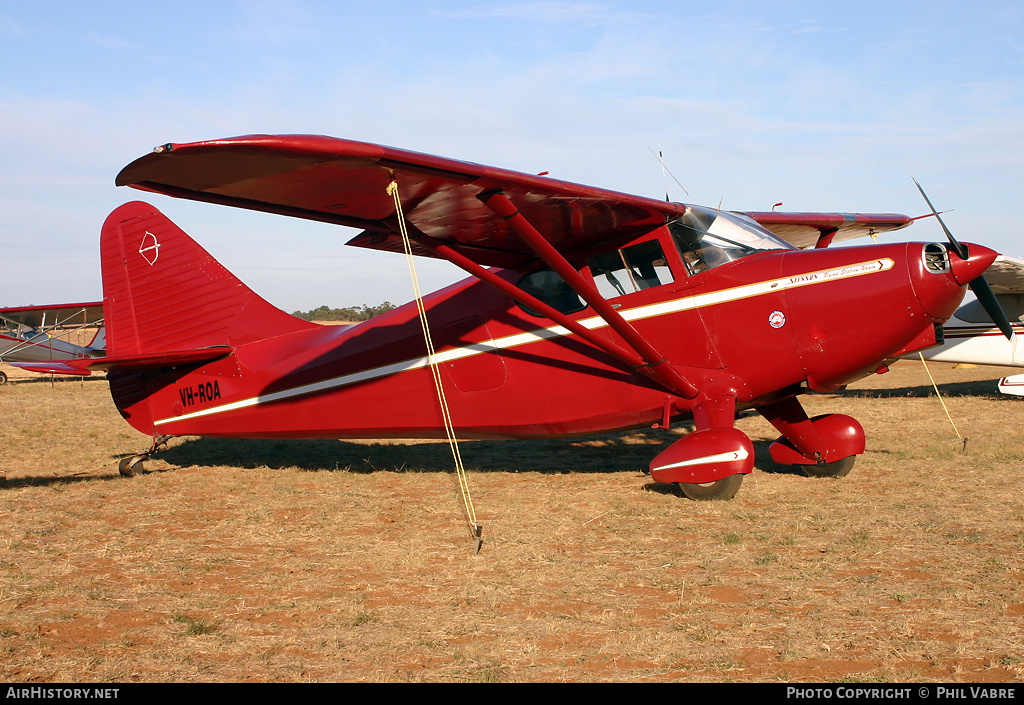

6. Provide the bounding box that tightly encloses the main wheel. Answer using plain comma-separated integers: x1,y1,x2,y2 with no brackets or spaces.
677,473,744,501
0,370,7,385
802,455,855,478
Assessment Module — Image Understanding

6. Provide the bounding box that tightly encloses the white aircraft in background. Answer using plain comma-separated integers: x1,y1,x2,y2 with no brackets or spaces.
915,255,1024,395
0,302,105,384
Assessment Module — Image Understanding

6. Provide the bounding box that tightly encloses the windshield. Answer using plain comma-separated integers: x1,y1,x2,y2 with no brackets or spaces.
669,206,793,275
0,315,27,338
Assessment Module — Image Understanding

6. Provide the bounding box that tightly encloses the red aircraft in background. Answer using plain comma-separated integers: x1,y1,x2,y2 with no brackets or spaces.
21,135,1012,499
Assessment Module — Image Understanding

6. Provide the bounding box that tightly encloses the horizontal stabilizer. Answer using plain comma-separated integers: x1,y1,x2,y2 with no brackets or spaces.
10,361,93,376
998,374,1024,396
11,346,232,377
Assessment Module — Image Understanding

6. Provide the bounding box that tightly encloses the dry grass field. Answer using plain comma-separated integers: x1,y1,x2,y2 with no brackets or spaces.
1,360,1023,683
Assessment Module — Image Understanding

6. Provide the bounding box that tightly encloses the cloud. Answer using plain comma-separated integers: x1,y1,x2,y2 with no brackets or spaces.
435,1,652,24
789,20,848,36
0,15,26,35
228,0,319,44
85,31,147,52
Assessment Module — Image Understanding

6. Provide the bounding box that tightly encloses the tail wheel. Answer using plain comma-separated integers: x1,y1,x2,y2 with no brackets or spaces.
802,455,855,478
677,473,744,501
118,455,147,477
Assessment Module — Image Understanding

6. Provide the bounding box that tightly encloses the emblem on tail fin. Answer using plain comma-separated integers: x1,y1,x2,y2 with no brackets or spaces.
139,231,160,266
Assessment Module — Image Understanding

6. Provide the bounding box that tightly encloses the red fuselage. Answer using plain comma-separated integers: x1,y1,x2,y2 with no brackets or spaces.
110,228,984,442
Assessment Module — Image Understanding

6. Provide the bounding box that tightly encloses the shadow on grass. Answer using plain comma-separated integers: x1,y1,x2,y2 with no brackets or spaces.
155,429,676,475
0,429,822,491
839,378,1009,399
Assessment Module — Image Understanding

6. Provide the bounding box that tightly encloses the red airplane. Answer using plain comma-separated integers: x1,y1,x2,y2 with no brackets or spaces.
24,135,1012,500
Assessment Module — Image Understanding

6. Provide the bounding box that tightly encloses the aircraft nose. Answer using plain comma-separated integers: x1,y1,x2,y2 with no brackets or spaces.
949,242,998,286
910,242,994,322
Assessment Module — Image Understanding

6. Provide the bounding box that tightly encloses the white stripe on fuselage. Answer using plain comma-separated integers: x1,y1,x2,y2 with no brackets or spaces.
153,257,895,427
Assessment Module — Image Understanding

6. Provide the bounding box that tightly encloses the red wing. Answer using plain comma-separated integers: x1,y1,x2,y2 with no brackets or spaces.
742,212,913,249
116,135,684,268
0,302,103,329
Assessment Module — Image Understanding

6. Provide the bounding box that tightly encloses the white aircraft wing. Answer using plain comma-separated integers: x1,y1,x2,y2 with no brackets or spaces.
919,255,1024,384
979,254,1024,294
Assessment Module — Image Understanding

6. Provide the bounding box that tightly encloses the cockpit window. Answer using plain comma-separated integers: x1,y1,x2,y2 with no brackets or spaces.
669,206,793,275
516,268,586,317
587,240,675,300
0,315,29,339
514,239,677,317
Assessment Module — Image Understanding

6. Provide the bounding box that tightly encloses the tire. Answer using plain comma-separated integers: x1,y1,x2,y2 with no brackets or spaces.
118,455,146,477
0,370,7,385
802,455,855,478
678,473,744,501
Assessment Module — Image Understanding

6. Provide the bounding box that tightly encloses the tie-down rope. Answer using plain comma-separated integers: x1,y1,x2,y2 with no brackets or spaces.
387,180,482,552
918,352,967,453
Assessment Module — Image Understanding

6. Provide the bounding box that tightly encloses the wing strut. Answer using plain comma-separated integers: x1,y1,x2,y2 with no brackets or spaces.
407,228,649,370
476,190,699,399
814,227,839,249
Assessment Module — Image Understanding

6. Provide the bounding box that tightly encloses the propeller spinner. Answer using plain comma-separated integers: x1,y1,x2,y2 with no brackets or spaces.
912,176,1015,341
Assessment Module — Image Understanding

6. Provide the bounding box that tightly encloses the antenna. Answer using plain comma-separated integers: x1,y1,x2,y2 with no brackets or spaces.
648,146,689,200
657,144,668,201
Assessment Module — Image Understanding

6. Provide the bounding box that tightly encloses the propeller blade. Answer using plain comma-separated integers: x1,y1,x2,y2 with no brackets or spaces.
912,174,1014,340
968,275,1015,341
911,174,969,260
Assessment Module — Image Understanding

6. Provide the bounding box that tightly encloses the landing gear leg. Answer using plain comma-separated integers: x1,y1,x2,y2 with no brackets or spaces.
757,397,864,477
650,393,754,501
117,435,174,478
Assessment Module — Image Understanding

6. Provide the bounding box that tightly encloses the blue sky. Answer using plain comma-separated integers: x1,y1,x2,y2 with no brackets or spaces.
2,1,1023,310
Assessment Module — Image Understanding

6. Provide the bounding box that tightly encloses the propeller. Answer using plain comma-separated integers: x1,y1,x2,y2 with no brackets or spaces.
912,175,1015,341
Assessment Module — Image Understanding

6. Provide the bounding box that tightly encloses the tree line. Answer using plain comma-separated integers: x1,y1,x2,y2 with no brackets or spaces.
291,303,397,322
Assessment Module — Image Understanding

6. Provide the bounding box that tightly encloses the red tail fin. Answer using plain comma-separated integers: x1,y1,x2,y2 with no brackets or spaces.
101,201,316,357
